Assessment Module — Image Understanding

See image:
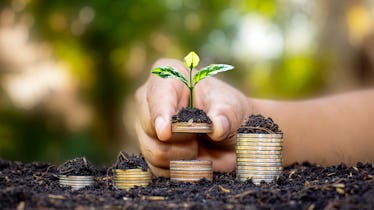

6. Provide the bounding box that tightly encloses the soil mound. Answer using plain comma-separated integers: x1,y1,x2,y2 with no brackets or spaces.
113,152,148,171
238,114,282,134
172,107,212,124
57,157,96,176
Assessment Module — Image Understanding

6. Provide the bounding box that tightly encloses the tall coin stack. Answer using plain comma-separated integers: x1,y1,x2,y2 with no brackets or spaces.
236,133,283,184
59,175,95,190
170,160,213,182
113,169,152,190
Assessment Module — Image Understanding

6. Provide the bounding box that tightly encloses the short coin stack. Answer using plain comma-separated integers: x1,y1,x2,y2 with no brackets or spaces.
59,175,94,190
236,133,283,184
172,122,212,133
113,169,152,190
170,160,213,182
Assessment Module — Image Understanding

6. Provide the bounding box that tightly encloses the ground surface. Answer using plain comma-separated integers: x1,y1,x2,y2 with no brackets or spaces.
0,159,373,209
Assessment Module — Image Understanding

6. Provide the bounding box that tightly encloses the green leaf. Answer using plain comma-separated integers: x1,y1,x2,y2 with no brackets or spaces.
184,51,200,70
193,64,234,85
151,66,189,87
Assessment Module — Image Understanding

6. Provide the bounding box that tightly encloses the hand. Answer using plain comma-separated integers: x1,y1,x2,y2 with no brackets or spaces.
134,59,251,176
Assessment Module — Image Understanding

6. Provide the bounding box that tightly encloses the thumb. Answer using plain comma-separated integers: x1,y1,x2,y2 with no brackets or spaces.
208,114,231,141
154,116,171,141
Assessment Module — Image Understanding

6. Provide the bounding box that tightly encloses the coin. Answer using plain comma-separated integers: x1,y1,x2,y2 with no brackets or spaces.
236,150,282,156
238,174,279,179
236,153,282,158
170,160,212,166
236,169,282,175
236,142,282,147
236,157,282,162
236,162,282,167
236,133,283,139
236,166,283,171
236,146,282,151
237,139,283,144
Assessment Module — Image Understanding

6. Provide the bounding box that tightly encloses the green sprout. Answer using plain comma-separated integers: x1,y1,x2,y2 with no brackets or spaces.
151,51,234,109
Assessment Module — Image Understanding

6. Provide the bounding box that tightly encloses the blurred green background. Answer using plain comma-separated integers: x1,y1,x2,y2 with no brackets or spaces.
1,0,374,165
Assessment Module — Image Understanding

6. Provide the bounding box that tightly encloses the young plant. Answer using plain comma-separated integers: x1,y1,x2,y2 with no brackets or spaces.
151,51,234,109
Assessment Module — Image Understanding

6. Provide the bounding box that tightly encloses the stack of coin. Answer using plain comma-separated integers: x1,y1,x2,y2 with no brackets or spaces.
172,122,212,133
236,133,283,184
170,160,213,182
59,175,94,190
113,169,152,190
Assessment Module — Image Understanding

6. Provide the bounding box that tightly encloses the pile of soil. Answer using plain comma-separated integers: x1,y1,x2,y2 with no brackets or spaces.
1,158,373,209
112,152,148,171
171,107,212,124
238,114,282,134
57,157,96,176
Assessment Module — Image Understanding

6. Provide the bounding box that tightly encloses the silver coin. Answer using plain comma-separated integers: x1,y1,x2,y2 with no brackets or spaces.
236,169,282,175
236,142,282,147
236,165,283,170
236,133,283,139
236,153,282,158
236,145,282,151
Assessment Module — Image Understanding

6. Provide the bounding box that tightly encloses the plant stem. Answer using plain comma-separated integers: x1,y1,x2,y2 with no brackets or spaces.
189,86,193,109
189,67,193,109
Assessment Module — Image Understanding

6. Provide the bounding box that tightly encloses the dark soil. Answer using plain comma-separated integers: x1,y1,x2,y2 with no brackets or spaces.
171,107,212,124
112,152,148,171
1,158,373,209
57,157,96,176
237,114,282,134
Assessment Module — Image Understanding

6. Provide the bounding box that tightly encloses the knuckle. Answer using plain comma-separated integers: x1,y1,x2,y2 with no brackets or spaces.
142,145,170,168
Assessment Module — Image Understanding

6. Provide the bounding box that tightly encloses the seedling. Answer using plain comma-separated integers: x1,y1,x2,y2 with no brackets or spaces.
151,51,234,109
151,51,234,133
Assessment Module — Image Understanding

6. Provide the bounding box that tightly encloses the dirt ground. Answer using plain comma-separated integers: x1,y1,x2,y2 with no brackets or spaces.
0,159,373,209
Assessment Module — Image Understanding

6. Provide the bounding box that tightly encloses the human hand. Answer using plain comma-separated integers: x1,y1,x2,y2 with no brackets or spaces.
134,59,252,176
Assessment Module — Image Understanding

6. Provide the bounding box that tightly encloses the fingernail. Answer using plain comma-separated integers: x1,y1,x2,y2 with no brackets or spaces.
211,115,230,141
155,116,166,139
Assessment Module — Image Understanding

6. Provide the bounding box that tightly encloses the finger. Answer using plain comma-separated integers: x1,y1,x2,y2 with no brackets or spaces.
146,160,170,177
135,84,156,138
135,119,198,169
147,61,190,141
195,78,249,143
197,145,236,172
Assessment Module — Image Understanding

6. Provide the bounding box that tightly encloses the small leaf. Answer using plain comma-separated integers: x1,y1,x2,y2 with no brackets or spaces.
193,64,234,85
184,51,200,69
151,66,189,87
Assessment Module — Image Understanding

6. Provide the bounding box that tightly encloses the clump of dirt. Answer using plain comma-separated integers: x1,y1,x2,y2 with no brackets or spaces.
237,114,282,134
112,152,148,171
171,107,212,124
57,157,96,176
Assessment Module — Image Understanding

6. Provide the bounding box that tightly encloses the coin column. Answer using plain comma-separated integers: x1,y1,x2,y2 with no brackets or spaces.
170,160,213,182
236,133,283,185
113,169,152,190
59,175,95,190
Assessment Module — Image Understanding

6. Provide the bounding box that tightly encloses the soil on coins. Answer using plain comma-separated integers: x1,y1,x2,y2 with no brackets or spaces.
237,114,282,134
112,152,148,171
57,157,96,176
171,107,212,124
1,157,373,209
